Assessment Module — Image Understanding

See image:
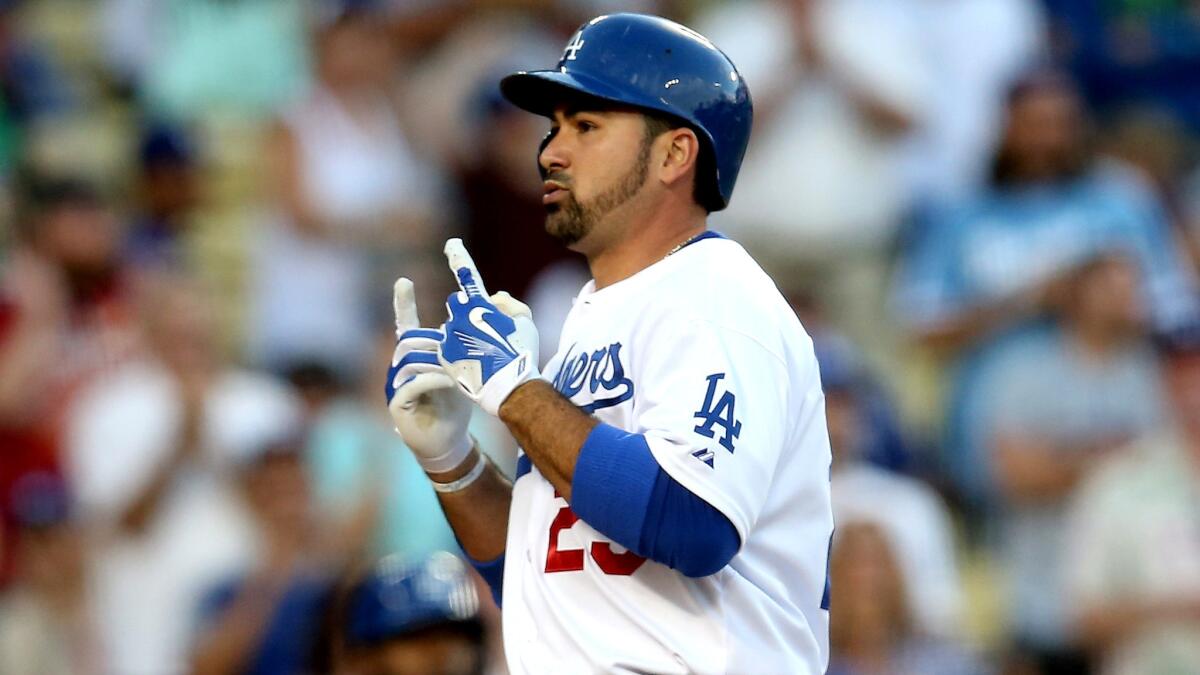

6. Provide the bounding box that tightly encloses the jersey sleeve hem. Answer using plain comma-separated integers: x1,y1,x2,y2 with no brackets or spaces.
644,433,752,546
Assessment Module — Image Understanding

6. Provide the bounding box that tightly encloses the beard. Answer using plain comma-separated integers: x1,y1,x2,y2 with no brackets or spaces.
544,140,651,247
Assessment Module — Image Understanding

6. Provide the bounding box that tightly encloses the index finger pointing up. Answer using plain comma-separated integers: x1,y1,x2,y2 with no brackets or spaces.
444,238,489,299
393,277,420,336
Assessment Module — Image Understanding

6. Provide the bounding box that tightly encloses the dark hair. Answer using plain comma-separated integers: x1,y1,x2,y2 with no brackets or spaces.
12,172,104,240
988,68,1090,187
140,123,195,170
641,111,720,213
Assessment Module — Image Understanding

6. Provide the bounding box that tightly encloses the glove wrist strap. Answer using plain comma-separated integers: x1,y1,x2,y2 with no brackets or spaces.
478,357,540,416
429,452,487,494
416,433,473,474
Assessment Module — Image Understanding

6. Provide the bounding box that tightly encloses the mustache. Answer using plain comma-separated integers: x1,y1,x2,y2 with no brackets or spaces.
544,172,573,188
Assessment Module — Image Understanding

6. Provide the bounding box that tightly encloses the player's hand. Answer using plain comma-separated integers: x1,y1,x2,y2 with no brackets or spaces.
437,239,540,417
386,277,474,473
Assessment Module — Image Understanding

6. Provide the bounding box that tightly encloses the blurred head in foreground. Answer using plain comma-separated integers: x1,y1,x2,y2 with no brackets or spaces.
335,552,484,675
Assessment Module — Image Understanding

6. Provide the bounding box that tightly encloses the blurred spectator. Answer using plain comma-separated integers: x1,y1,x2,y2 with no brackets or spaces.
1064,325,1200,674
0,174,139,582
124,122,201,273
247,3,448,380
0,473,103,675
900,0,1045,204
0,0,72,179
696,0,934,375
328,552,487,675
986,254,1163,673
456,64,590,366
892,70,1197,505
1182,163,1200,273
827,522,988,675
700,0,931,260
0,0,73,124
457,72,582,303
100,0,309,121
1102,108,1194,221
303,327,513,560
190,435,341,675
1043,0,1200,131
803,293,913,472
818,332,964,639
65,277,300,675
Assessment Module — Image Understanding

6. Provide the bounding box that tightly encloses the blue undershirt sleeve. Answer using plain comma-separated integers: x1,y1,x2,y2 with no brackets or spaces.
571,423,741,578
466,553,505,607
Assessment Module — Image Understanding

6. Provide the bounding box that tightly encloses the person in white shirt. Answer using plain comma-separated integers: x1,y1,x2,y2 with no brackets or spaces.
1064,325,1200,675
65,278,300,675
816,333,964,638
383,13,833,675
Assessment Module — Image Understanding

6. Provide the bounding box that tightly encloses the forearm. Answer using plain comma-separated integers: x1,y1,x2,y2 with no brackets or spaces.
917,294,1037,355
1077,599,1200,651
119,418,201,533
428,448,514,562
498,379,597,501
191,583,285,675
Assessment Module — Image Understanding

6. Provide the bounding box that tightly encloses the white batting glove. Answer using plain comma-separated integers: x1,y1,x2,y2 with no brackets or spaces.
437,239,540,417
386,277,474,473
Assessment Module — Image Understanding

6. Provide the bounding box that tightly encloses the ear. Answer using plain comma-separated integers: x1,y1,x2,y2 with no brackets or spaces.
657,127,701,190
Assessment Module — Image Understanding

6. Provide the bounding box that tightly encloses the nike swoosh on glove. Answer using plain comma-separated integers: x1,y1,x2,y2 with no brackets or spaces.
437,238,540,416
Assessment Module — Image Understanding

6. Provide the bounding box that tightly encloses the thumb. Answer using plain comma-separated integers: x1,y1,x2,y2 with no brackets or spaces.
490,291,532,320
395,371,457,408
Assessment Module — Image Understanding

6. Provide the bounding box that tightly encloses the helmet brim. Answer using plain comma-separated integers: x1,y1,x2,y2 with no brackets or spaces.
500,69,660,118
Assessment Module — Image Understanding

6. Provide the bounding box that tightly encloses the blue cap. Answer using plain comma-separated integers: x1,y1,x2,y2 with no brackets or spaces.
346,552,481,645
10,472,72,529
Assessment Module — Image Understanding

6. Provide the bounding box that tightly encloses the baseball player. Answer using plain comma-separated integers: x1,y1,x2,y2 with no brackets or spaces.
385,13,833,674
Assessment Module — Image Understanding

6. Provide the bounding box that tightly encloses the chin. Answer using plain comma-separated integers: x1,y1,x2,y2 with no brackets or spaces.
543,208,585,246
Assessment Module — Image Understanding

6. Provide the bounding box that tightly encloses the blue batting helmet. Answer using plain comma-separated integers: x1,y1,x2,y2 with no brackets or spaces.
345,552,482,646
500,13,753,211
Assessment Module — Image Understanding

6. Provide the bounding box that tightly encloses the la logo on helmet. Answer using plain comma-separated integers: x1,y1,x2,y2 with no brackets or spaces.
563,35,585,61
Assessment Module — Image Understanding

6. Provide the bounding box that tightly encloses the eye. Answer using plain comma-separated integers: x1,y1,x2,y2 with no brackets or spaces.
576,120,596,133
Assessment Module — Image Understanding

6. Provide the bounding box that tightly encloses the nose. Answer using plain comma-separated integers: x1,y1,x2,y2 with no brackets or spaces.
538,129,570,178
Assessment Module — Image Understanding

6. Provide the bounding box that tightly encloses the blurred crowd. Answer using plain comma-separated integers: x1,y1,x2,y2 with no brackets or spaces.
1,0,1200,674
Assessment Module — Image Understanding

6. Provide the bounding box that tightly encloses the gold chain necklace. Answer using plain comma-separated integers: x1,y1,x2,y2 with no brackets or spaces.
663,231,707,260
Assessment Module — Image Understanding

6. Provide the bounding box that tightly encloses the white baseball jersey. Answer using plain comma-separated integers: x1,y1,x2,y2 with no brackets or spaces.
502,234,833,674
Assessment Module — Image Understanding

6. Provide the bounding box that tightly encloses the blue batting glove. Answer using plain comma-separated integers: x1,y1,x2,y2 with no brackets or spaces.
438,239,540,416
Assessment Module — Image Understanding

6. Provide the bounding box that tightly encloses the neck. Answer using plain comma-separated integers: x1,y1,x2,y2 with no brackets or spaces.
586,199,707,289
